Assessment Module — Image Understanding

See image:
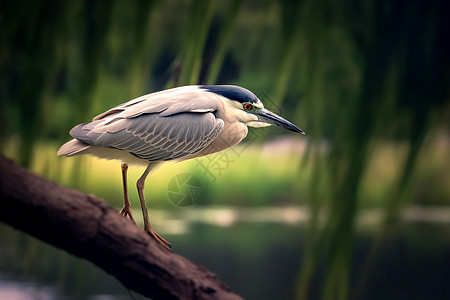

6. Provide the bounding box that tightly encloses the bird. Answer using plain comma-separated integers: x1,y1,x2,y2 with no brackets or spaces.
57,85,304,252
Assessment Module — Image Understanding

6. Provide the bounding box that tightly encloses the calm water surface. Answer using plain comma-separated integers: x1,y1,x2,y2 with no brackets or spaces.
0,207,449,300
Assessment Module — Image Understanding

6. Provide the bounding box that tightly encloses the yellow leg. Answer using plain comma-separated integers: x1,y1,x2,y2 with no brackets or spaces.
120,163,136,223
137,163,172,252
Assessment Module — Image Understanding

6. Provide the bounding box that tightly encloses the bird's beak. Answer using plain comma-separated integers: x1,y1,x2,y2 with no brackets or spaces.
255,108,305,134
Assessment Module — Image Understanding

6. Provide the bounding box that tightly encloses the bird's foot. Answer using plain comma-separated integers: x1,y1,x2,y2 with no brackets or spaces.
145,226,173,253
120,205,136,224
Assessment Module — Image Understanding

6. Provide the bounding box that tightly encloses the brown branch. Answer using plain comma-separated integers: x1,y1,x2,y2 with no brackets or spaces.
0,154,242,300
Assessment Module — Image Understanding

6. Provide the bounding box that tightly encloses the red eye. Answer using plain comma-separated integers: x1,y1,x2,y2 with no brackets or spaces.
243,103,253,110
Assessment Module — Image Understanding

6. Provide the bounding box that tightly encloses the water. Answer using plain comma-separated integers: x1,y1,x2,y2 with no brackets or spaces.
0,207,449,300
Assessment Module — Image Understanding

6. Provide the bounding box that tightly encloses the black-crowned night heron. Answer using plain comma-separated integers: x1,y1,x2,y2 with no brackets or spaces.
58,85,304,251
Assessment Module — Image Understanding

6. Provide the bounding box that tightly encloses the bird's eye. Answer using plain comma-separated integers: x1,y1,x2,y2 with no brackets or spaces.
243,103,253,110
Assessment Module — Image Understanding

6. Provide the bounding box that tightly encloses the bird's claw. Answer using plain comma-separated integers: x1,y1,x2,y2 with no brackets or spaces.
145,227,173,252
120,205,136,224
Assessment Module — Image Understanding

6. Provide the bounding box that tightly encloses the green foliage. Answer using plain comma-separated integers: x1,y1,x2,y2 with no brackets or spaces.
1,0,448,299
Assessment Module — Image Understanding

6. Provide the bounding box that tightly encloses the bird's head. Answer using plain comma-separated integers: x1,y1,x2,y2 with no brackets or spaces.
202,85,305,134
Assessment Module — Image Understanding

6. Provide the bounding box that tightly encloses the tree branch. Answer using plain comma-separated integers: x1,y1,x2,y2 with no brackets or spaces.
0,154,242,300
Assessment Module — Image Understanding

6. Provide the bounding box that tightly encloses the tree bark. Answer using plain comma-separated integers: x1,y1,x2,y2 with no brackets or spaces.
0,154,242,300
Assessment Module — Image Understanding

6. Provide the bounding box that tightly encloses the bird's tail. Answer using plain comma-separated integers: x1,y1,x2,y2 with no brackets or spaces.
57,139,90,157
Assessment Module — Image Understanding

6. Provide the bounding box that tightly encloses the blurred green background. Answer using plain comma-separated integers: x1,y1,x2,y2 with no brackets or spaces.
1,0,449,299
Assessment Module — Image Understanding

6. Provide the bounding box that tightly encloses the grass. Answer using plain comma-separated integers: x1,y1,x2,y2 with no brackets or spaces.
2,135,449,210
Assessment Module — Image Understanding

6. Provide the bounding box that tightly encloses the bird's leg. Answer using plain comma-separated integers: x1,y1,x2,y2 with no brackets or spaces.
137,163,172,252
120,163,136,224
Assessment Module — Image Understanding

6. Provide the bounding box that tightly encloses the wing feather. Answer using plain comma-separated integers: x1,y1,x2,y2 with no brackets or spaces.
69,86,227,162
71,112,224,162
92,86,211,121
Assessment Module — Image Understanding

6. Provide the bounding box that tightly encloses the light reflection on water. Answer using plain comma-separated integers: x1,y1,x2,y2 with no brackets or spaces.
145,205,450,235
0,274,54,300
0,206,449,300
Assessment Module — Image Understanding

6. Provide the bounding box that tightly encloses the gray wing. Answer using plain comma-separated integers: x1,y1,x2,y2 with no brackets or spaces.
92,85,210,121
70,112,224,161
